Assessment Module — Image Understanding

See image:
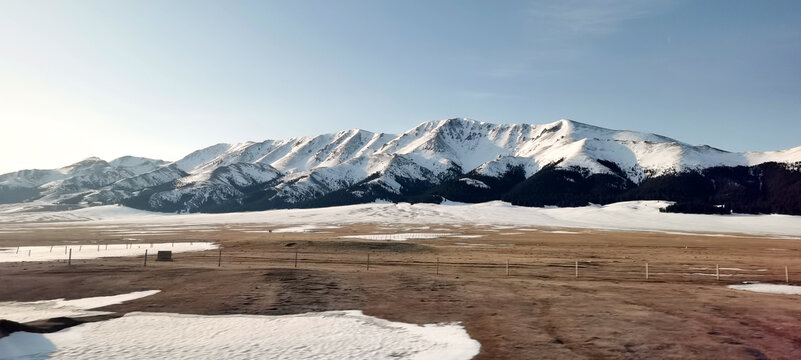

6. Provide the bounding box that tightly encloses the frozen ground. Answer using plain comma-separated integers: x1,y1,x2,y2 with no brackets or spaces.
0,242,218,263
0,290,160,323
1,201,800,237
0,310,480,360
271,225,339,233
342,233,451,241
727,283,801,295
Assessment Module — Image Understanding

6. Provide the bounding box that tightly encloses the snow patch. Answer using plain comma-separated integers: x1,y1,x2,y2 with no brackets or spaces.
272,225,339,233
0,290,160,323
458,178,489,189
342,233,451,241
728,283,801,295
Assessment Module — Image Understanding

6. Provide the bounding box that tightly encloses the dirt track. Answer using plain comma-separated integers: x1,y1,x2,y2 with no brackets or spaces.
1,224,800,359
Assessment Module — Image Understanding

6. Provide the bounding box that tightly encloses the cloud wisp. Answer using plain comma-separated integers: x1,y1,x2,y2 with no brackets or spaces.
529,0,672,35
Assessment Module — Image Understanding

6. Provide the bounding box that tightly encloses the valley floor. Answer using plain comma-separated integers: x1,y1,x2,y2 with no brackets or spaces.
1,220,800,359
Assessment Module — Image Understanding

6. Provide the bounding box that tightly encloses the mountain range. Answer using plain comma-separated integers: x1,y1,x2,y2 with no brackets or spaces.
2,118,800,214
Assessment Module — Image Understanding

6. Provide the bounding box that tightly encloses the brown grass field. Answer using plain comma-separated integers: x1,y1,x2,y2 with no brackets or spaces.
1,223,800,359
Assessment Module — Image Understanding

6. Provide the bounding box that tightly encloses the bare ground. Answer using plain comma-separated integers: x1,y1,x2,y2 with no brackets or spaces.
1,223,800,359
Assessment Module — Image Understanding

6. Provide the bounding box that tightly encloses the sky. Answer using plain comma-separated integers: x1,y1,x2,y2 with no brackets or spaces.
0,0,799,174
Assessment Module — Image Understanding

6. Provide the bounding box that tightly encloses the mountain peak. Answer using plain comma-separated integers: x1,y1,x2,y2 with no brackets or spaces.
408,117,482,131
59,157,107,172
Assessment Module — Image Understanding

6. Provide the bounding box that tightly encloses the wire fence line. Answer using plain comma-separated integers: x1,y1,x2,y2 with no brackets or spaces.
185,249,796,285
9,243,795,285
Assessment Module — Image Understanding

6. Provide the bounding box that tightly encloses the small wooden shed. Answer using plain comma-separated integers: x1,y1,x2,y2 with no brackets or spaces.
156,250,173,261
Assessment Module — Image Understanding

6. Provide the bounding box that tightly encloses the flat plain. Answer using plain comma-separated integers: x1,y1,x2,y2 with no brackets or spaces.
1,221,800,359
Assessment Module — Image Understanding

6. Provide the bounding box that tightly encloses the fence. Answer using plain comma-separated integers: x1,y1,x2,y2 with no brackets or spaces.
198,248,796,285
6,243,796,285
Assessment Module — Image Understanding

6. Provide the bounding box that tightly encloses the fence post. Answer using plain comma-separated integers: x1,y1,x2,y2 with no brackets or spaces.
144,249,148,267
294,251,298,268
218,248,222,267
367,253,370,271
68,249,71,265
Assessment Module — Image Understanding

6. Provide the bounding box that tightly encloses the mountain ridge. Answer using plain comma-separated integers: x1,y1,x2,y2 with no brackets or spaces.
2,118,800,214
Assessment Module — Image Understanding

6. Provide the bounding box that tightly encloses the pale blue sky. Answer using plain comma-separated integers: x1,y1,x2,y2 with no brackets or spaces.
1,0,799,173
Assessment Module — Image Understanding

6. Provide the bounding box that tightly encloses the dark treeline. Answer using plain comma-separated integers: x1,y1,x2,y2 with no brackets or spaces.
297,161,801,215
433,162,801,215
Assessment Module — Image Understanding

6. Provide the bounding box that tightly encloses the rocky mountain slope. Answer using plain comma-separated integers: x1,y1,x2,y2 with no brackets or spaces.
2,118,800,214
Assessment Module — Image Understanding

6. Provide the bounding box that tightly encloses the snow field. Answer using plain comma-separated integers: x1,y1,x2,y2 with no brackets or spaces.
0,242,218,263
30,311,480,360
3,200,800,238
0,295,481,360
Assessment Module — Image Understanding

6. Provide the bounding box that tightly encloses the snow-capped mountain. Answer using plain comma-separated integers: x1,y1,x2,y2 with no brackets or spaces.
2,118,800,214
0,156,167,204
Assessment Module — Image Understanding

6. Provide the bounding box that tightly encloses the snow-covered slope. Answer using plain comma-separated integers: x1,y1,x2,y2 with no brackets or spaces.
149,163,283,211
0,156,167,204
2,118,799,212
108,156,169,176
1,201,799,237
